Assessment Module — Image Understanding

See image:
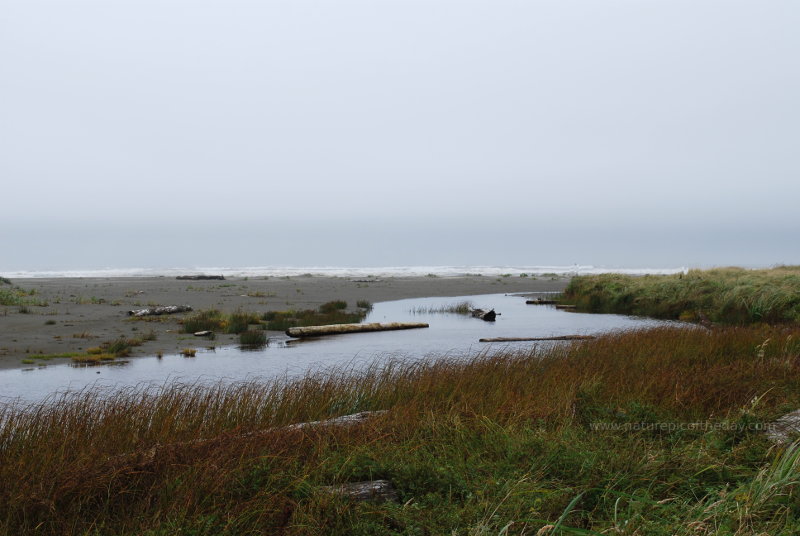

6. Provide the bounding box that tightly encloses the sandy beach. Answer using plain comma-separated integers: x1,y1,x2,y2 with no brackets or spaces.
0,274,568,370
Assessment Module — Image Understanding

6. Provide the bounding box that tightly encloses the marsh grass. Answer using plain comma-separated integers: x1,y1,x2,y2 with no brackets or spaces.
239,329,267,348
182,309,261,334
409,300,473,315
319,300,347,313
0,277,10,285
562,266,800,324
2,326,800,534
263,302,367,331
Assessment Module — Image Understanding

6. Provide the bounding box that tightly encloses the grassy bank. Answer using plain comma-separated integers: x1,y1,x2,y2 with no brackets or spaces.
1,326,799,534
561,266,800,324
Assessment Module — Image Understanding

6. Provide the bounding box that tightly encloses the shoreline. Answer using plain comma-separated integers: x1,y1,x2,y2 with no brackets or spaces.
0,275,569,371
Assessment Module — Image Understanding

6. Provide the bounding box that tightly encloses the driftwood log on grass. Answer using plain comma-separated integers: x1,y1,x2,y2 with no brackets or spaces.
320,480,399,503
127,305,193,317
106,411,386,472
480,335,596,343
286,322,428,338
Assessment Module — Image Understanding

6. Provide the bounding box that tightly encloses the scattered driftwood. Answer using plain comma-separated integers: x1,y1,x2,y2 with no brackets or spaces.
193,330,213,337
470,308,497,321
350,278,382,283
526,299,558,305
766,409,800,444
555,304,577,310
480,335,596,343
286,322,428,338
320,480,399,503
127,305,193,317
176,275,225,280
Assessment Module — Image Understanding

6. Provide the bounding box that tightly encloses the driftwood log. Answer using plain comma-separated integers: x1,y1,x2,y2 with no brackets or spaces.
127,305,193,317
526,299,558,305
105,411,386,471
470,308,497,321
766,409,800,444
555,304,577,310
480,335,596,343
176,275,225,280
320,480,399,503
286,322,428,338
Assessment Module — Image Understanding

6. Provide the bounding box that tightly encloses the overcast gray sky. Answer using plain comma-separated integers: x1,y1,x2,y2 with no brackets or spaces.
1,0,798,271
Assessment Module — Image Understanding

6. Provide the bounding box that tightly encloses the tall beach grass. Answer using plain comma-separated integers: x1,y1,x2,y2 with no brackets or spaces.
1,325,800,534
562,266,800,324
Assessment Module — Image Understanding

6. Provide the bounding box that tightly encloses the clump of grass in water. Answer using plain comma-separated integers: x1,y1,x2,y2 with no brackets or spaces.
239,329,266,348
356,299,373,310
409,300,473,315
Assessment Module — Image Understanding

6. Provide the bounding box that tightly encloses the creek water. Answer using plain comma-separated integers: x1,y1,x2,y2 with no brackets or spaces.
0,293,676,405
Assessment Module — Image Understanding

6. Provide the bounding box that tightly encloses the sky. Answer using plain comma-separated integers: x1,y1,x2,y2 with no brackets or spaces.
1,0,798,271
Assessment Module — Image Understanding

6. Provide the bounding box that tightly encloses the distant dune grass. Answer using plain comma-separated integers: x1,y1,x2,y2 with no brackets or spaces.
2,326,800,534
561,266,800,324
0,285,47,308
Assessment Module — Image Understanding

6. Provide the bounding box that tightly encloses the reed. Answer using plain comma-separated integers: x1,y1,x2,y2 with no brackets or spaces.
409,300,473,315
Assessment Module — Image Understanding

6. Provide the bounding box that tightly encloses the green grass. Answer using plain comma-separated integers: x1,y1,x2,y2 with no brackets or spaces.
181,309,262,334
0,286,47,307
409,300,473,315
239,329,267,347
561,266,800,324
263,303,368,331
0,277,10,285
2,325,800,534
319,300,347,313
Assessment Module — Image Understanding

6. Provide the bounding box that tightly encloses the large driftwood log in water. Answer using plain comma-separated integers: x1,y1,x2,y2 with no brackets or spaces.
470,308,497,321
479,335,596,343
526,299,558,305
286,322,428,338
127,305,193,317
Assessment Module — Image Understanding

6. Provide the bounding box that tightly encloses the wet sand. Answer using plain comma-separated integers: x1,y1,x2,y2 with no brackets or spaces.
0,275,568,370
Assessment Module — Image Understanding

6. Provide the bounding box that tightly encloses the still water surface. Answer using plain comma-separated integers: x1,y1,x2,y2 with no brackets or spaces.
0,294,675,404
